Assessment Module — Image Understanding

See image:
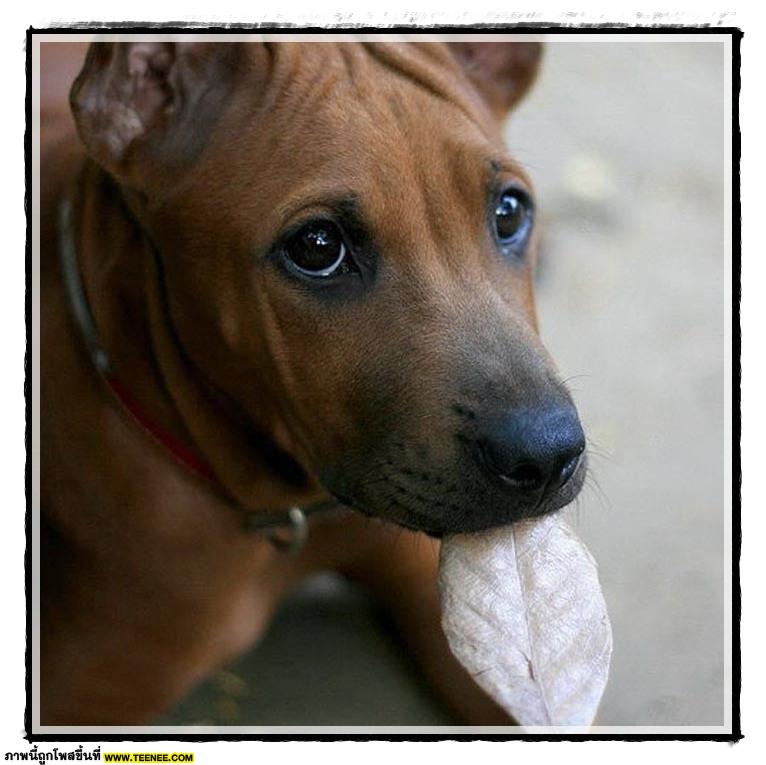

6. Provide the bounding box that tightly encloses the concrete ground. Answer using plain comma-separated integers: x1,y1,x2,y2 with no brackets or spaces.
160,40,727,728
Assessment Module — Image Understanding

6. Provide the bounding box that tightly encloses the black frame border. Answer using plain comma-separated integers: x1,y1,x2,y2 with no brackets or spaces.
24,22,743,744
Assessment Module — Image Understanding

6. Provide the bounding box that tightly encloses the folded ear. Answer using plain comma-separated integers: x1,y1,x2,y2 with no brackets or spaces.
70,42,243,188
448,42,543,120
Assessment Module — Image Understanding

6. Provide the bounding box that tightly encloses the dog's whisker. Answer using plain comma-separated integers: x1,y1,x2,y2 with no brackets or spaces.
583,470,611,514
586,434,613,454
585,448,612,466
560,373,593,386
567,494,584,530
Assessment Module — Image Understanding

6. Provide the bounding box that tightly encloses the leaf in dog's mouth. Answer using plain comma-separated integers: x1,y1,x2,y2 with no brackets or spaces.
438,512,613,728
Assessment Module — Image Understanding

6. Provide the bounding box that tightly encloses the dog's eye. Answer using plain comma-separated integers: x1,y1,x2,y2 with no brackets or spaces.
494,189,532,246
282,221,353,278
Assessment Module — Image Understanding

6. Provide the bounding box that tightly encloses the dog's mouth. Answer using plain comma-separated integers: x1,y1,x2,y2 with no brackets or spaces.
324,448,588,538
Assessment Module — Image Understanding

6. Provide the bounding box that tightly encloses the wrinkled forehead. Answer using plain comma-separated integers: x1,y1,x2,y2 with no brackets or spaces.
241,41,496,130
167,42,530,243
221,42,509,178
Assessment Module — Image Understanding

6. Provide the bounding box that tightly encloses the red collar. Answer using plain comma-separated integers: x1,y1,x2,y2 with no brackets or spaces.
104,376,218,483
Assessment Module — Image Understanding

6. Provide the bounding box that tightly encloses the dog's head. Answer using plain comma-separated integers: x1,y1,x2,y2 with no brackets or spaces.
71,41,586,535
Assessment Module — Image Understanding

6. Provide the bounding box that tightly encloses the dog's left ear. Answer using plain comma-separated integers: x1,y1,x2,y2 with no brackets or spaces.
448,42,543,120
70,42,244,190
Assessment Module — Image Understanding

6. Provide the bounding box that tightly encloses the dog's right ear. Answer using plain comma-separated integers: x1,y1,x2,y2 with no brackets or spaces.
448,42,543,120
70,42,244,190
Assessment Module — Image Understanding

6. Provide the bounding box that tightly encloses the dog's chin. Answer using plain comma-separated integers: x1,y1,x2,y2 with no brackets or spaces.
328,456,587,538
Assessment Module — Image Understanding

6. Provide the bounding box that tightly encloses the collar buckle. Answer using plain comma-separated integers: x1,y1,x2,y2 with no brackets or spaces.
244,507,309,555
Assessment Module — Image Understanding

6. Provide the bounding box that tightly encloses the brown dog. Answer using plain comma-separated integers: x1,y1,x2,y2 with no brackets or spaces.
39,39,586,726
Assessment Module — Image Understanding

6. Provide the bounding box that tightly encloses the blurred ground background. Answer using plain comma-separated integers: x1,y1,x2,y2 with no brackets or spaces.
156,41,727,728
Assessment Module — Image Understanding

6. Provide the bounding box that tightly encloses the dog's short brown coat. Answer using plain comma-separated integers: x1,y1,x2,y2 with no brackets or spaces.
40,40,579,725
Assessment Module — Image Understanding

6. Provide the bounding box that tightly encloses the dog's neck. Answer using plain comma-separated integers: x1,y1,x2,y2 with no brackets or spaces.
66,160,329,518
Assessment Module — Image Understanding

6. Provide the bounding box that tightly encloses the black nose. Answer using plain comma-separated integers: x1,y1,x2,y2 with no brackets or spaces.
475,404,586,497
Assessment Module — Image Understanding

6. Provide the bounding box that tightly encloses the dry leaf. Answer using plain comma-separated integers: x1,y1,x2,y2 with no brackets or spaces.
439,512,612,727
